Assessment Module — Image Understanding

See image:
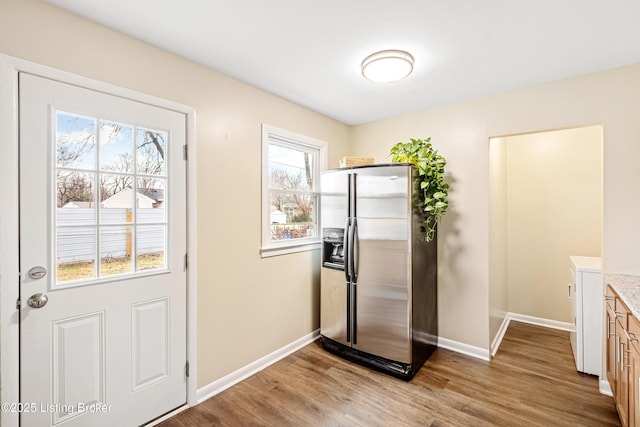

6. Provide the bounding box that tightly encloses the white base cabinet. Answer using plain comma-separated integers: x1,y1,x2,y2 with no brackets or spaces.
569,256,602,376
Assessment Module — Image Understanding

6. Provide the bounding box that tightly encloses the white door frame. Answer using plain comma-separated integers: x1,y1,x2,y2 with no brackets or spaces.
0,53,198,427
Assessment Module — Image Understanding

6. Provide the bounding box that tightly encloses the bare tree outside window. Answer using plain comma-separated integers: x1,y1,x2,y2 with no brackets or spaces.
56,115,166,207
270,166,313,220
267,143,318,241
56,171,94,207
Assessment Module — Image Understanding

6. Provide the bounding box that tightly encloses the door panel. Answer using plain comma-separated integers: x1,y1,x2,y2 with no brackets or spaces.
353,166,411,363
353,240,411,362
132,298,170,390
51,312,105,425
19,73,187,427
320,170,350,345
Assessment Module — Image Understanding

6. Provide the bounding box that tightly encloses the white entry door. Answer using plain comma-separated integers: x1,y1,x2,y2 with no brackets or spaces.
19,73,187,427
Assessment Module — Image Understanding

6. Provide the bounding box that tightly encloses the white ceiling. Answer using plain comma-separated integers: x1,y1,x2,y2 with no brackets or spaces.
43,0,640,125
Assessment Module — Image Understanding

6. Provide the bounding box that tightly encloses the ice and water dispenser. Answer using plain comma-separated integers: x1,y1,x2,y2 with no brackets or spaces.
322,228,344,270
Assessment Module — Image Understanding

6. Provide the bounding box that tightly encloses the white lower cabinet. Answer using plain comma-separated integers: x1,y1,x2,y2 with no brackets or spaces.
569,256,602,375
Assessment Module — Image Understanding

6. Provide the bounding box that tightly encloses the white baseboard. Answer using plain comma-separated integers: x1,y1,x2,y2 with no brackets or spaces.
508,312,574,332
437,337,491,362
490,315,511,357
599,379,613,396
438,312,572,362
197,329,320,403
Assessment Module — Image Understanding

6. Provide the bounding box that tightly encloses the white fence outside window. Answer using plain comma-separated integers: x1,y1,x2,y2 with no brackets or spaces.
57,208,164,263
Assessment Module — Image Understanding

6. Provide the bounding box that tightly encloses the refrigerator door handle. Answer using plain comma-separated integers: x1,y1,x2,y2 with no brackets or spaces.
344,218,352,344
352,283,357,345
349,172,358,346
351,218,359,283
343,218,351,282
346,282,351,343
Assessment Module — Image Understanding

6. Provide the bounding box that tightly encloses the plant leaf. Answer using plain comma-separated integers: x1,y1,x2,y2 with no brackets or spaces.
389,137,449,239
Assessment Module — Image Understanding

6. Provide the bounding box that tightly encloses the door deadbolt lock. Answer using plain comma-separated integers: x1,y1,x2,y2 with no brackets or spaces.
27,293,48,309
28,266,47,280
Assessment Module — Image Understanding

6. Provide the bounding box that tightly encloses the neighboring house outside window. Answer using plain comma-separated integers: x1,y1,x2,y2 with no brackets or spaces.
261,124,327,257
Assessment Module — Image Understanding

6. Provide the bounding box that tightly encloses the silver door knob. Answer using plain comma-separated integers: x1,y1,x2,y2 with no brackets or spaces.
28,266,47,280
27,293,48,308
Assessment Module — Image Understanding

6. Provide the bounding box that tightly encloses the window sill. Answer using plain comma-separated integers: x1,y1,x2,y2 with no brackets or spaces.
260,240,321,258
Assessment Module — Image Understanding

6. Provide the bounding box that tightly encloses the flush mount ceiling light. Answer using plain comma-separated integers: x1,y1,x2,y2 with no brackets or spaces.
361,50,414,82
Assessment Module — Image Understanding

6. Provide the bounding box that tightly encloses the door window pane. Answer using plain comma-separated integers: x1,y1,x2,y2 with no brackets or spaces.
137,178,165,223
137,128,166,176
56,227,96,283
99,226,133,276
99,121,133,171
56,112,96,170
136,226,165,271
100,174,134,224
56,171,96,213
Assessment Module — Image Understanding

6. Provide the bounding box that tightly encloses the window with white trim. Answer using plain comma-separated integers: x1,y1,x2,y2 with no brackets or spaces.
261,124,327,257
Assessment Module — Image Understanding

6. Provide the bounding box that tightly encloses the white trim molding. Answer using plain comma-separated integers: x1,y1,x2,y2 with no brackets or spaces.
0,53,21,427
507,312,575,332
437,337,491,362
198,329,320,403
490,315,511,357
0,53,198,426
600,379,613,396
185,105,199,407
443,312,575,363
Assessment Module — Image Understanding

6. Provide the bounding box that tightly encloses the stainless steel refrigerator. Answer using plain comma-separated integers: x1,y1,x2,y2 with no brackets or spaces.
320,163,437,380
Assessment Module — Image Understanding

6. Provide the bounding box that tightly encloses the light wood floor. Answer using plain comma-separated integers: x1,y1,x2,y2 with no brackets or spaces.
158,321,619,426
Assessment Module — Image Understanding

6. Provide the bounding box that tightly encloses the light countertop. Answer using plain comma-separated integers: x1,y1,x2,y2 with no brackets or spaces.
606,274,640,319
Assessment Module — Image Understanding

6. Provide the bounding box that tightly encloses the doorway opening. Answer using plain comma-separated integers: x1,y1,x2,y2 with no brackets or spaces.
489,125,603,356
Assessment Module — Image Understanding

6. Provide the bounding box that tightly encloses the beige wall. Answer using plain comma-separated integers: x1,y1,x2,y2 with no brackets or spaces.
351,63,640,350
489,137,508,347
0,0,350,386
504,127,602,323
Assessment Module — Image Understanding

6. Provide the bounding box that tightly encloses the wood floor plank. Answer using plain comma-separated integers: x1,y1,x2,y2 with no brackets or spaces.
158,321,619,426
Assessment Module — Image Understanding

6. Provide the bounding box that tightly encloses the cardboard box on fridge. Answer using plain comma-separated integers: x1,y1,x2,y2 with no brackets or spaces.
339,156,374,168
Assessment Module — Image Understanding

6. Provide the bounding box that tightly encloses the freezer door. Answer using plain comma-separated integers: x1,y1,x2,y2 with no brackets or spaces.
320,169,350,230
352,165,412,363
320,169,350,345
